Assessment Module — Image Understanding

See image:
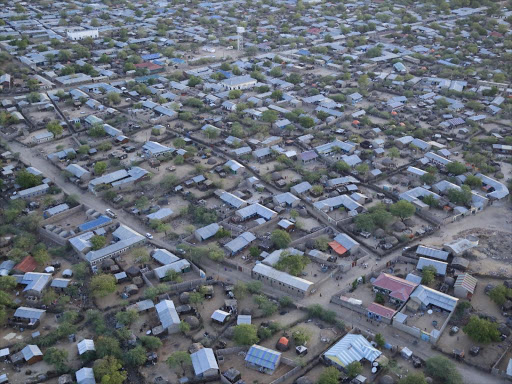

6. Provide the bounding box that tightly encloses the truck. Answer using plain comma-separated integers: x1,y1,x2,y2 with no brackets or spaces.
105,209,117,219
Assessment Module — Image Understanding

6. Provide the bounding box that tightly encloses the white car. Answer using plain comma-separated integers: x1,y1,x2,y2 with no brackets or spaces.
145,233,153,239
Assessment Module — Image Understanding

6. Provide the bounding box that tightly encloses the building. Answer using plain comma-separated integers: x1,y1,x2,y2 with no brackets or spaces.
291,181,312,195
12,183,50,200
142,141,174,158
330,233,360,256
67,29,99,41
191,348,219,378
21,345,43,365
147,208,173,222
416,257,448,276
77,339,95,356
408,285,458,312
221,75,257,90
372,273,418,304
76,367,96,384
155,300,180,334
236,203,277,221
151,249,180,265
224,232,256,255
252,263,313,296
33,131,54,144
154,259,191,280
453,274,477,299
88,167,148,194
273,192,300,207
367,302,397,322
12,307,45,328
211,309,231,324
66,164,91,181
82,224,146,265
43,203,70,219
323,334,382,370
245,345,281,374
194,223,220,242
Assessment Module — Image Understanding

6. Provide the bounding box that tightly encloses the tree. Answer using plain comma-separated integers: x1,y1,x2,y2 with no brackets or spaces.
446,161,467,175
489,285,512,306
262,110,278,126
447,186,472,206
271,89,283,101
420,172,436,185
425,355,462,384
90,274,116,297
164,269,183,283
125,345,147,367
44,347,68,373
228,89,242,99
179,321,190,334
298,116,314,128
421,265,437,285
389,200,415,221
399,373,428,384
274,251,309,276
233,324,259,345
247,281,262,294
16,170,42,189
423,194,439,208
187,76,202,87
318,367,340,384
94,356,127,384
94,161,107,175
463,316,501,343
90,235,106,250
189,291,204,307
334,161,350,173
167,351,192,376
46,120,63,136
346,361,363,378
140,335,163,350
292,328,311,345
271,230,291,249
375,333,385,348
254,295,278,316
464,175,482,188
33,246,51,265
115,309,139,325
279,296,294,308
107,92,121,105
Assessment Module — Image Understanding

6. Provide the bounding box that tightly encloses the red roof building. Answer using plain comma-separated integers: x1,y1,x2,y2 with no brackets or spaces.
134,62,164,73
14,255,37,273
367,302,397,321
329,241,347,255
372,273,418,303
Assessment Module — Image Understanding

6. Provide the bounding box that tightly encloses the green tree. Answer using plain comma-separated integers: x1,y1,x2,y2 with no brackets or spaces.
399,373,428,384
421,265,437,285
94,161,107,175
318,367,340,384
228,89,242,99
46,120,63,136
90,274,116,297
271,89,283,101
94,356,127,384
346,361,363,378
262,110,278,126
489,285,512,306
271,230,291,249
90,235,106,250
115,309,139,325
124,345,147,367
446,161,467,175
43,347,68,373
107,92,121,105
463,316,501,343
16,170,42,189
187,76,202,87
140,335,163,350
464,175,482,188
179,321,190,334
423,194,439,208
375,333,385,348
233,324,259,345
247,281,262,294
389,200,415,221
425,355,462,384
292,327,311,345
167,351,192,376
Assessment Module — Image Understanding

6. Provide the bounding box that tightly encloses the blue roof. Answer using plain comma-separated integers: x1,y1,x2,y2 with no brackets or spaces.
171,58,186,64
78,215,112,232
245,345,281,370
141,53,161,60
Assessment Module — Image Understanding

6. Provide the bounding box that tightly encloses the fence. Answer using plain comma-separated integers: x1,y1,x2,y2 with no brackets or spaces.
392,319,421,339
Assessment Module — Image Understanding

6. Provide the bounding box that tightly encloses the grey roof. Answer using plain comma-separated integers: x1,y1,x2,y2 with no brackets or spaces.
154,259,190,279
152,249,180,265
291,181,312,194
195,223,220,241
236,203,277,221
273,192,299,206
225,232,256,254
191,348,219,375
211,309,230,322
77,339,95,355
50,278,71,288
416,246,449,261
21,345,42,361
324,334,381,368
85,225,145,263
417,257,447,275
410,285,458,312
263,248,304,267
44,203,70,217
252,263,313,292
21,273,51,293
220,191,246,208
155,300,180,329
66,164,90,179
147,208,174,221
14,307,45,320
76,367,96,384
313,195,362,212
333,233,359,251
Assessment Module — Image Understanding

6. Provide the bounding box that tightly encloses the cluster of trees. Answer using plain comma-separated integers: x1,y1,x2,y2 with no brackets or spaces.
274,250,309,276
354,203,394,232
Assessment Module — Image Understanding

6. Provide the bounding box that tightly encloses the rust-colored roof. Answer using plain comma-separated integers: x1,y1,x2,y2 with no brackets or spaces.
329,241,347,255
278,337,289,346
367,302,397,319
15,255,37,273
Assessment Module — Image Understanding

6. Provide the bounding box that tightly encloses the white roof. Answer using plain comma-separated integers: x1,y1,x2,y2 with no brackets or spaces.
211,309,230,322
417,257,448,275
195,223,220,240
237,315,252,325
410,285,458,312
77,339,95,355
152,249,180,265
155,300,180,329
324,334,381,368
76,367,96,384
252,263,313,292
191,348,218,375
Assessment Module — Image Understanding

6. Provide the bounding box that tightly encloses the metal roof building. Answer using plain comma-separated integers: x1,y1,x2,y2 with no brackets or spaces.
417,257,448,275
194,223,220,242
78,215,112,232
252,263,313,296
416,245,449,261
191,348,219,377
236,203,277,221
224,232,256,255
154,259,191,280
76,367,96,384
152,249,180,265
410,285,458,312
323,334,381,369
14,307,45,321
220,191,246,209
155,300,180,332
147,207,174,221
77,339,95,355
245,345,281,374
211,310,230,323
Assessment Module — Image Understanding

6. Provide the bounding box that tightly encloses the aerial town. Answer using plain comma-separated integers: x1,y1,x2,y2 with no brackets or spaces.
0,0,511,383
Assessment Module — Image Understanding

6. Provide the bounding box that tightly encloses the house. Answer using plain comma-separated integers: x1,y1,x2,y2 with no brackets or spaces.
245,345,281,374
291,181,312,195
142,141,174,158
194,223,220,242
211,310,231,324
65,164,91,181
43,203,70,219
19,272,52,297
67,29,99,41
76,367,96,384
224,160,245,174
417,257,448,276
77,339,95,356
12,307,45,328
298,150,318,163
33,131,54,144
146,208,173,222
367,302,397,322
323,334,382,370
191,348,219,378
408,285,458,312
21,345,43,365
224,232,256,255
14,256,37,274
252,263,313,297
154,259,191,280
415,246,449,261
273,192,299,207
88,167,148,194
221,75,257,91
237,315,252,325
236,203,277,221
12,183,50,200
347,92,363,104
155,300,180,334
453,274,477,299
372,273,418,304
330,233,360,256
